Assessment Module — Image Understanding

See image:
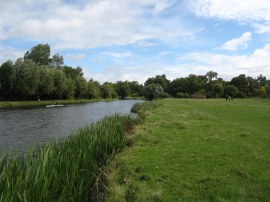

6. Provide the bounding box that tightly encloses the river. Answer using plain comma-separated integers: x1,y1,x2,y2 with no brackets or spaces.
0,100,142,154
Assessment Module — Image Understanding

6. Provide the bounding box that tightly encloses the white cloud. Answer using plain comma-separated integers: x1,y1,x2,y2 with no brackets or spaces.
187,0,270,35
188,0,270,21
84,43,270,83
219,32,252,51
0,0,191,51
176,43,270,80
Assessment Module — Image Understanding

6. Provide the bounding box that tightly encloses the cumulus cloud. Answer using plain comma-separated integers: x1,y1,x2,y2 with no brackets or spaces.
219,32,252,51
84,43,270,83
187,0,270,35
0,0,190,50
188,0,270,21
176,43,270,80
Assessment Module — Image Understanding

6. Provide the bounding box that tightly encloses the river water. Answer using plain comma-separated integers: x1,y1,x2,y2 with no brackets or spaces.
0,100,142,154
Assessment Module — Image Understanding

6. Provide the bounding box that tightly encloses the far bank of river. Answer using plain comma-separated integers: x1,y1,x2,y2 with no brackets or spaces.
0,99,143,154
0,98,117,109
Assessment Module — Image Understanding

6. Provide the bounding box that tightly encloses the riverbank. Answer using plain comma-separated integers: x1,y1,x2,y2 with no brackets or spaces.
105,98,270,201
0,113,143,201
0,98,118,109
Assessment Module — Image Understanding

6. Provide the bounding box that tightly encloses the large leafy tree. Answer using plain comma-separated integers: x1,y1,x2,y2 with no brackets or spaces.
144,74,170,93
142,83,168,100
24,44,51,66
0,60,16,100
116,81,130,99
224,85,239,97
13,59,40,100
87,79,101,99
230,74,248,95
206,71,218,83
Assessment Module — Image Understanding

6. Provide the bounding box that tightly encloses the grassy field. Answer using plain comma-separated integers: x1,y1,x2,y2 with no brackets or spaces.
105,99,270,201
0,98,115,109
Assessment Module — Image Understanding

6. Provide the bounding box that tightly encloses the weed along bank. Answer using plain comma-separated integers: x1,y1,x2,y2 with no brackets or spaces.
0,101,149,201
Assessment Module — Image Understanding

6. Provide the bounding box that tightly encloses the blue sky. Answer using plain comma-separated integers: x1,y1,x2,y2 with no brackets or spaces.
1,0,270,83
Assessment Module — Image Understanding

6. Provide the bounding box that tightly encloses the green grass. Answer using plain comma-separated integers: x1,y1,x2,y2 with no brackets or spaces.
105,98,270,201
0,114,139,201
0,98,116,109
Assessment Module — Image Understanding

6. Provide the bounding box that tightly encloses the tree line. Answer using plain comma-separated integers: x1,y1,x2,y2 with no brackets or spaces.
0,44,269,101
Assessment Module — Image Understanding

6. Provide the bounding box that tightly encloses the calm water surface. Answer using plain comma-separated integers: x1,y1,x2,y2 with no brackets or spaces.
0,100,142,153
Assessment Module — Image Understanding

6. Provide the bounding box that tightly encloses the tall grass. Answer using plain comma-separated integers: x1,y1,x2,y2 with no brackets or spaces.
0,114,138,201
131,101,160,113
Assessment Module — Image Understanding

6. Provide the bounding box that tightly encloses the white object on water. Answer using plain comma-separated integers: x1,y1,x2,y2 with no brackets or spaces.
45,104,65,108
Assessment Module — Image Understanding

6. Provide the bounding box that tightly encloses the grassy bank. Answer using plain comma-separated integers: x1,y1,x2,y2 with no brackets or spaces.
0,98,116,109
105,99,270,201
0,114,140,201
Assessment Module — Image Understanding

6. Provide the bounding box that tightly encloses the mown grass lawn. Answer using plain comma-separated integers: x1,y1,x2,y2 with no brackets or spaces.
105,98,270,201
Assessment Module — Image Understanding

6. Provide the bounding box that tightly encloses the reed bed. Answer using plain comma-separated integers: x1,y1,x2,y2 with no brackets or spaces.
0,114,138,201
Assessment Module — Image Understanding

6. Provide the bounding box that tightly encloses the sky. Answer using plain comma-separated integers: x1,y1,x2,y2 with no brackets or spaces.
1,0,270,84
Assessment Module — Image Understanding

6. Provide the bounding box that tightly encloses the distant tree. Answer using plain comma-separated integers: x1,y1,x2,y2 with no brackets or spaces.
116,81,130,99
38,68,55,99
52,69,68,99
49,53,64,68
0,60,15,100
230,74,248,95
187,74,201,95
87,79,101,99
259,86,267,97
144,74,170,92
142,83,168,100
206,71,218,83
24,44,51,66
246,76,257,96
74,76,87,98
13,59,40,100
63,66,83,79
211,83,224,98
129,81,143,97
101,82,117,99
224,85,239,98
256,74,267,88
168,78,189,97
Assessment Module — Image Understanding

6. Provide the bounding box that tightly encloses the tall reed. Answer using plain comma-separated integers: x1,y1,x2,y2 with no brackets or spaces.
0,114,138,201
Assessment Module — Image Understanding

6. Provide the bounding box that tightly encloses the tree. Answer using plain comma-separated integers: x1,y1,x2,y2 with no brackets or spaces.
87,79,101,99
101,82,117,99
168,78,189,97
256,74,267,88
206,71,218,83
187,74,201,95
144,74,170,93
38,68,55,99
0,60,15,100
63,66,83,79
230,74,248,95
224,85,239,98
74,76,87,98
142,84,168,100
50,53,64,68
211,83,224,98
13,59,40,100
116,81,130,99
24,44,51,66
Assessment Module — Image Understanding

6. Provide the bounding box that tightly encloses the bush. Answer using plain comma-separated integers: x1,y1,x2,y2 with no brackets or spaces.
176,92,185,98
